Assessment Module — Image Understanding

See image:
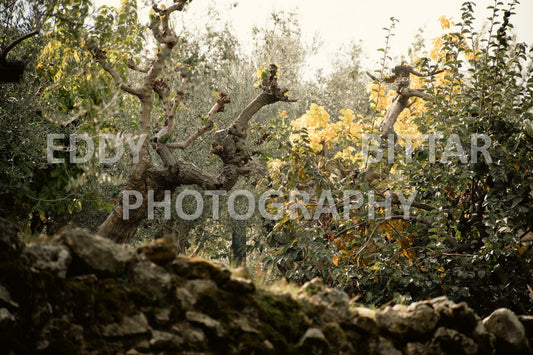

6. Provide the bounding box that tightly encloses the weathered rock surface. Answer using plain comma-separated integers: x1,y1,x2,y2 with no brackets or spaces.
0,220,531,354
130,259,172,296
0,284,18,308
483,308,530,354
376,301,439,337
61,228,134,276
296,327,329,354
23,243,72,278
101,313,150,338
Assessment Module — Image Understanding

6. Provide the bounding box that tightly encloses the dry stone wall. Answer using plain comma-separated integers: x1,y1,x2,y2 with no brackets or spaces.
0,219,531,354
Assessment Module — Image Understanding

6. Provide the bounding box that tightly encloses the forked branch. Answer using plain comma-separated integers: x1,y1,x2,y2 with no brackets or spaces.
127,57,149,73
88,45,143,97
367,64,443,96
166,92,231,149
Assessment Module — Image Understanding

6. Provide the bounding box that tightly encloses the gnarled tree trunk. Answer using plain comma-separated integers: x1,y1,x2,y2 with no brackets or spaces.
91,0,294,243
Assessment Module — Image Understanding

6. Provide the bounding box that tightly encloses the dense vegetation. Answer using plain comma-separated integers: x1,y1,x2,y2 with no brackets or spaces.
1,0,532,317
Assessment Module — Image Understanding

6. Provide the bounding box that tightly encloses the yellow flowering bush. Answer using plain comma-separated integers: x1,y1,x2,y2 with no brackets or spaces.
261,4,533,316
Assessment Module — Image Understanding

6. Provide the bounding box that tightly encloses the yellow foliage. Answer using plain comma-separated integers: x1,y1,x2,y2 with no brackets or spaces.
333,237,345,250
438,16,454,30
290,103,334,151
430,37,444,62
332,255,340,266
267,159,285,172
291,103,330,129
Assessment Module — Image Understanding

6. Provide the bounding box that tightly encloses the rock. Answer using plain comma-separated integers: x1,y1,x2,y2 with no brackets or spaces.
428,327,478,355
430,296,477,333
133,339,150,352
182,279,219,307
263,339,274,350
149,330,183,350
351,307,379,335
36,318,84,352
154,308,172,326
101,313,151,338
131,260,172,296
23,243,71,278
0,284,18,308
170,256,231,286
230,315,259,334
368,336,402,355
470,321,495,354
0,307,16,327
185,311,225,338
186,277,218,293
483,308,529,354
296,328,329,354
519,315,533,341
32,302,52,326
376,301,438,338
222,276,255,294
61,228,134,276
136,237,177,265
172,322,207,348
300,277,325,296
0,217,23,255
312,288,350,308
175,286,195,309
309,288,350,321
403,342,427,355
321,321,355,354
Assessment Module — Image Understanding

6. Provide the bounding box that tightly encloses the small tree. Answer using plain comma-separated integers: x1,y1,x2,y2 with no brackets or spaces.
260,2,533,315
88,1,294,243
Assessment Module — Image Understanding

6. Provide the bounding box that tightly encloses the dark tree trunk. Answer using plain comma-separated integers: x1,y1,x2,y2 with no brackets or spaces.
231,220,247,266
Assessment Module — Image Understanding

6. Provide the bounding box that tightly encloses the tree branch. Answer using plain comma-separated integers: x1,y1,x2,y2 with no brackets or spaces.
228,64,295,139
166,123,212,149
127,57,149,73
163,92,230,149
364,63,438,185
0,29,39,63
399,87,427,99
151,2,185,47
89,46,143,97
410,68,444,77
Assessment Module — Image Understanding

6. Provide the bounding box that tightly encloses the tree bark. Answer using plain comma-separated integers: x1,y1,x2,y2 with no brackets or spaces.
97,91,289,243
365,65,429,185
231,220,247,266
91,0,294,244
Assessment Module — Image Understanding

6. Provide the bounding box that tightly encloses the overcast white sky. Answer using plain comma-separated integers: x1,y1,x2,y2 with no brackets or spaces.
95,0,533,74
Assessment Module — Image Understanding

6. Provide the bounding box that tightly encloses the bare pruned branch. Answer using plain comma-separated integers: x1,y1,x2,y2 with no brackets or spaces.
165,123,212,150
259,64,297,102
150,1,186,47
0,29,39,63
166,92,231,149
127,57,149,73
363,62,441,186
367,65,443,83
89,45,143,97
399,87,427,99
152,68,189,140
410,68,445,77
367,64,443,96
